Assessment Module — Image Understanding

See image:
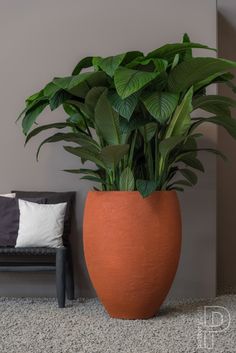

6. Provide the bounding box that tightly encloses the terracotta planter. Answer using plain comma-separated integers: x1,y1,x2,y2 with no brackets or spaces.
83,191,181,319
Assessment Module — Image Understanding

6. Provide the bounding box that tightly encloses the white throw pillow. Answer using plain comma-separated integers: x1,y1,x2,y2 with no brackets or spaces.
0,193,16,198
16,200,67,248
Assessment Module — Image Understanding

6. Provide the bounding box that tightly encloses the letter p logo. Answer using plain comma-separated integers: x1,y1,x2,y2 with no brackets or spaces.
198,306,231,349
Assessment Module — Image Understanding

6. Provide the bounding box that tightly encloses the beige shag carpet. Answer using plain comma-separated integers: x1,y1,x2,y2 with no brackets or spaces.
0,295,235,353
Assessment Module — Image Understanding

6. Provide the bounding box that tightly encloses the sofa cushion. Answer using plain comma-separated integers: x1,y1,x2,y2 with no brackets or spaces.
16,200,67,248
12,191,76,246
0,196,46,246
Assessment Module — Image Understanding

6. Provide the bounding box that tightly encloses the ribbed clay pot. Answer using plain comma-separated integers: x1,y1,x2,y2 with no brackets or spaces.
83,191,181,319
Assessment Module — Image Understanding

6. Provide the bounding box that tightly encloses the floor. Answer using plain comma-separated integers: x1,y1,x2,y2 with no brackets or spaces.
0,295,235,353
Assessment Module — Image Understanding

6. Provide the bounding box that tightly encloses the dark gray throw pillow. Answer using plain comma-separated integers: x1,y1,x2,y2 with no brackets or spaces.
12,191,76,246
0,196,46,247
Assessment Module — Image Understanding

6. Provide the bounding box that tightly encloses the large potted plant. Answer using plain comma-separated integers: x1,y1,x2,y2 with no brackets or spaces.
18,34,236,319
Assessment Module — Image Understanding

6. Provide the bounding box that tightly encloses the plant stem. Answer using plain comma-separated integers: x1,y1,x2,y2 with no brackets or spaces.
128,130,137,169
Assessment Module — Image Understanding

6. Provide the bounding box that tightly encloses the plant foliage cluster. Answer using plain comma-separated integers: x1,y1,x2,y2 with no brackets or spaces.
18,34,236,197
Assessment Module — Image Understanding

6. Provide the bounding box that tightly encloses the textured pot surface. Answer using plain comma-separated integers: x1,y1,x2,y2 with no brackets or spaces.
83,191,182,319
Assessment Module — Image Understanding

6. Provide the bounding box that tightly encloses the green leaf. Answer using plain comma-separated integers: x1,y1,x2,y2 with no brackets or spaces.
54,72,94,91
36,132,84,160
165,87,193,137
127,57,168,71
63,103,78,116
67,100,93,120
64,146,106,168
49,90,74,111
72,56,93,75
142,92,179,124
181,33,192,61
183,147,227,161
66,113,86,130
136,179,157,198
192,115,236,139
159,135,185,161
168,57,236,93
180,156,204,172
179,168,198,185
114,67,157,99
147,42,216,60
43,82,60,98
95,91,121,144
171,54,179,70
139,122,157,143
100,144,129,168
169,179,192,187
80,175,106,184
122,51,144,65
119,167,135,191
85,86,107,111
25,122,76,144
108,91,139,120
192,95,236,116
63,168,100,177
22,100,49,135
26,90,44,104
93,53,126,77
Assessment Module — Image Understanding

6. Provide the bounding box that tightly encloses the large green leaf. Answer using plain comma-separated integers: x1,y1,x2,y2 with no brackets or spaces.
168,179,192,189
25,122,76,144
17,95,48,123
193,95,236,116
178,155,204,172
49,90,75,111
181,33,192,61
22,100,49,135
63,168,101,178
182,147,227,161
142,92,179,124
54,72,93,91
121,51,144,65
159,135,185,160
127,57,168,72
100,144,129,168
136,179,157,198
168,57,236,92
192,115,236,139
43,82,60,98
36,132,100,160
114,67,157,99
147,42,215,60
26,90,44,105
179,168,198,185
85,86,107,112
54,71,107,95
119,167,135,191
165,87,193,137
80,175,107,184
119,113,152,136
64,146,106,168
108,91,139,120
95,91,121,144
72,56,93,75
93,53,126,77
139,122,157,143
67,100,93,120
35,133,80,160
66,113,87,130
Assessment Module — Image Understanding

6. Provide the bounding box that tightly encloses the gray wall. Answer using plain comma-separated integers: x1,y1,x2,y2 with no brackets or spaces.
217,0,236,294
0,0,217,299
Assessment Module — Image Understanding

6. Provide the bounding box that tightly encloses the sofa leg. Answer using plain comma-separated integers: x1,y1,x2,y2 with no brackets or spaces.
56,247,66,308
66,251,75,300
